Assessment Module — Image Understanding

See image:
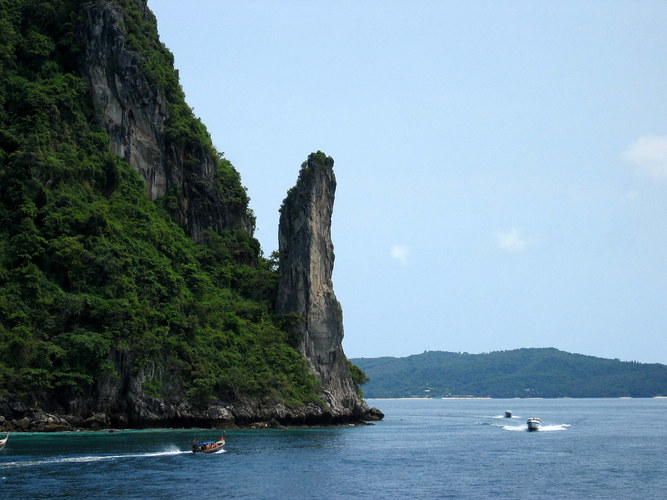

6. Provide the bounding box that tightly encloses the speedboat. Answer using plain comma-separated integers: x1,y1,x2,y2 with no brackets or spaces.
0,432,8,449
192,435,225,454
504,410,512,418
526,417,541,431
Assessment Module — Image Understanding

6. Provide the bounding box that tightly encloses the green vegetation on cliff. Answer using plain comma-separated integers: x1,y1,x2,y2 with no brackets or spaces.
0,0,321,408
352,348,667,398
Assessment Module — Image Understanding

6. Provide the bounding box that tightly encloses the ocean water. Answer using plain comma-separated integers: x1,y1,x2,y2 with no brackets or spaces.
1,398,665,499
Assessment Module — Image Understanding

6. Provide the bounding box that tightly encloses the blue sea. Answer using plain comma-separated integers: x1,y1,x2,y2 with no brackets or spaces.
1,398,665,499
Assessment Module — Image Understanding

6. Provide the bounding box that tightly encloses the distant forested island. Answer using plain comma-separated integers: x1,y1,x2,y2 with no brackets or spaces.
351,348,667,398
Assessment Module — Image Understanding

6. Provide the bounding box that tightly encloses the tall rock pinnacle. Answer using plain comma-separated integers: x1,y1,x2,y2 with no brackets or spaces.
277,152,368,420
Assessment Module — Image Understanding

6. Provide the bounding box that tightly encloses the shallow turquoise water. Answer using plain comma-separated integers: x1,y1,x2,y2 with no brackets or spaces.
1,398,665,498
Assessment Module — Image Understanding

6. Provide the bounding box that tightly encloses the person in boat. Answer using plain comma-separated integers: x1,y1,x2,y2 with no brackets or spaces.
192,438,206,452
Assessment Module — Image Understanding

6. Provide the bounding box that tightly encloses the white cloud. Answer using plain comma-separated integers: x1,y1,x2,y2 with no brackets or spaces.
390,244,410,264
622,135,667,179
496,228,530,253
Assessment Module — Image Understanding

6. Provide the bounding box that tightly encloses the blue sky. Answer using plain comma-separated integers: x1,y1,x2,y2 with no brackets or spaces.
148,1,667,363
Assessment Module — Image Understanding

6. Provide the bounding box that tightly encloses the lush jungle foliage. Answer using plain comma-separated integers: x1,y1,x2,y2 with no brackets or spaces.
0,0,327,406
352,348,667,398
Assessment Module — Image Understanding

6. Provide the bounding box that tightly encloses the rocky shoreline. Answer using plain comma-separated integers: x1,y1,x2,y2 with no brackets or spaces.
0,400,384,433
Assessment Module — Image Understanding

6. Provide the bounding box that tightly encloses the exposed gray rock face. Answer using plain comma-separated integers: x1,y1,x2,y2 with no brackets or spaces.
77,1,252,242
1,3,382,430
79,2,167,200
276,152,369,420
0,152,384,430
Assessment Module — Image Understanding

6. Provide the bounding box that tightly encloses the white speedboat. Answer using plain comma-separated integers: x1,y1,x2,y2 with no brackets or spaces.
527,417,541,431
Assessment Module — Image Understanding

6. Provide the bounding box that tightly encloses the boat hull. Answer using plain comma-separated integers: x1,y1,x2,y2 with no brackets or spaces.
192,438,225,454
0,432,8,449
196,445,223,454
526,418,541,431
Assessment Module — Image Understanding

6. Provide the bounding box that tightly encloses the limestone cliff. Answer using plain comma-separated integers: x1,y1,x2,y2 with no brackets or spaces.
276,152,369,420
77,0,253,242
0,0,385,432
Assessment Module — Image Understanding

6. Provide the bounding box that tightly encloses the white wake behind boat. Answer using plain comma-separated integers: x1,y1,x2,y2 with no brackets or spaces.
527,417,541,431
